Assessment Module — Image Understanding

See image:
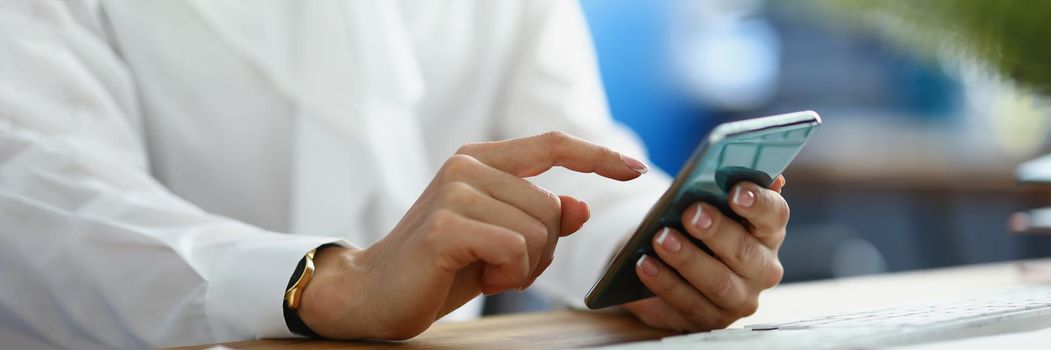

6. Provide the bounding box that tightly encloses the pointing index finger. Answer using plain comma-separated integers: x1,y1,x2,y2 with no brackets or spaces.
456,131,648,181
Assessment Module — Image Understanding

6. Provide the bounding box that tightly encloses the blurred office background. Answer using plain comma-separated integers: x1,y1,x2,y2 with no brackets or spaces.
486,0,1051,314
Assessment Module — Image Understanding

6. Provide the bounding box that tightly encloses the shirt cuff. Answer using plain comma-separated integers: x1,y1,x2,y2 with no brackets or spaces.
204,230,346,341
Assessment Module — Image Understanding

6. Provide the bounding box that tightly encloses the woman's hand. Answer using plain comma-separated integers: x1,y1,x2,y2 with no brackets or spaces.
298,132,648,339
624,176,788,332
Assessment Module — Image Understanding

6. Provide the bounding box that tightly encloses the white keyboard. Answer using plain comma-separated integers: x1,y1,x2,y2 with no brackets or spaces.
603,285,1051,350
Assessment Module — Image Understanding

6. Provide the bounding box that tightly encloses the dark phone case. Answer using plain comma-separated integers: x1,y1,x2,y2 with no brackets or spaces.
589,176,774,308
651,168,775,257
584,112,819,310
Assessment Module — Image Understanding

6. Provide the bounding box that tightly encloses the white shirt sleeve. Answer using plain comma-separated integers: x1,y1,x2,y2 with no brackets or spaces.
0,2,342,348
493,0,673,308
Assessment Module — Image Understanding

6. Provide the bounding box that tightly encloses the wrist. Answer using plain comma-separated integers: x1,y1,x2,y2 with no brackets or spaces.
298,245,365,338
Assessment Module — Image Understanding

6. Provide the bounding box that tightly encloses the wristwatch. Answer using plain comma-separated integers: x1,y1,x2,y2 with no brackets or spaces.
283,248,321,337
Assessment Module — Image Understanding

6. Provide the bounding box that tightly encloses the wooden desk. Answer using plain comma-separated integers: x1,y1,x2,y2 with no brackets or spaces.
177,259,1051,350
174,311,672,350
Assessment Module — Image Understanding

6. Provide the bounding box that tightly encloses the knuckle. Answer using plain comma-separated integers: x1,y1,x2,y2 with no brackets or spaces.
527,218,549,239
446,153,475,169
441,154,478,178
756,190,789,225
541,130,571,144
777,200,791,225
533,186,562,227
683,300,708,320
523,235,547,261
540,131,568,163
540,131,574,160
527,221,550,247
508,234,529,260
454,142,484,156
735,235,760,264
594,144,616,160
424,209,460,239
710,272,738,303
438,181,479,206
763,259,785,288
750,184,767,205
540,188,561,215
737,298,759,318
500,228,527,250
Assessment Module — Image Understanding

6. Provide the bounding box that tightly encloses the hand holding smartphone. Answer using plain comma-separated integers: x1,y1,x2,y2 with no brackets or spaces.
585,111,821,309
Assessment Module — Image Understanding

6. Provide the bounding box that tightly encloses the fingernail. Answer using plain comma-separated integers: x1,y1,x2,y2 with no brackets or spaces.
636,255,659,276
621,154,649,174
733,186,755,208
655,227,681,253
691,205,712,229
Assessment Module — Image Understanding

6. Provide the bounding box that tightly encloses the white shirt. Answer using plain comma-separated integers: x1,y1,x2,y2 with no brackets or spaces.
0,0,670,348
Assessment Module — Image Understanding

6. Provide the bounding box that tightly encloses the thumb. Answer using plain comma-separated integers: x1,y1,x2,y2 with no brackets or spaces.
558,195,590,236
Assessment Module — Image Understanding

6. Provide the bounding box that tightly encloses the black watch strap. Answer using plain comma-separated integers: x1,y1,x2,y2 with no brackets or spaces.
284,252,321,338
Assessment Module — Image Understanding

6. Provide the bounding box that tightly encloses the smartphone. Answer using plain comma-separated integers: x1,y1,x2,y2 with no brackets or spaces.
584,111,821,309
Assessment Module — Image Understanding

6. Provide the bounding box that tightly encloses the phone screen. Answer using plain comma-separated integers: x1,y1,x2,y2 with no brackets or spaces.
585,111,821,309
